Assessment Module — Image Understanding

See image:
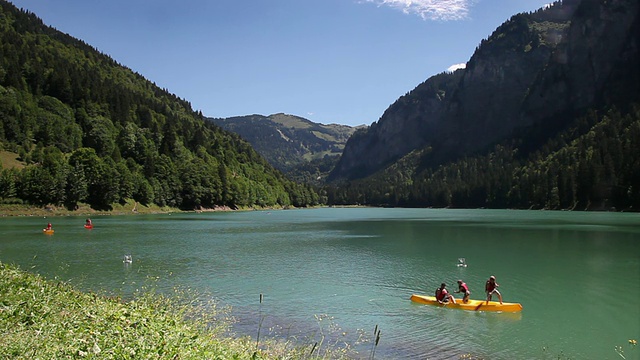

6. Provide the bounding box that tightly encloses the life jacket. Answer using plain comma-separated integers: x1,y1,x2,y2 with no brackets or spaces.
486,280,496,292
459,282,469,293
435,287,448,301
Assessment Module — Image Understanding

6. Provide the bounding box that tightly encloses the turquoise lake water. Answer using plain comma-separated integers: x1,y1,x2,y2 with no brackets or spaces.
1,208,639,359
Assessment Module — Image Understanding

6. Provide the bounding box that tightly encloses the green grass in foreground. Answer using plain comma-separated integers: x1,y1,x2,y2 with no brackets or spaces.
0,262,352,359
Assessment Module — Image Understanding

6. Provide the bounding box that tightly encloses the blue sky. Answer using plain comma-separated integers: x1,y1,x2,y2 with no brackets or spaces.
10,0,548,126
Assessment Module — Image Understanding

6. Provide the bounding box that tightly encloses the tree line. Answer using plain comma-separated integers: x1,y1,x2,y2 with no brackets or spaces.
325,106,640,211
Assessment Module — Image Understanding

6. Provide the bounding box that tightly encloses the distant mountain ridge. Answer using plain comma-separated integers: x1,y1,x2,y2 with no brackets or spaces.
209,113,362,183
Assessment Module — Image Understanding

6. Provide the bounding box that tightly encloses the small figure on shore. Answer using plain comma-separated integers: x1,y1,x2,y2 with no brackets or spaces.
455,279,471,303
435,283,456,304
485,275,503,304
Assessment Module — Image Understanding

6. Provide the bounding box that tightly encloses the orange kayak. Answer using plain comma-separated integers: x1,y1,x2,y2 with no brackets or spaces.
43,229,54,234
410,294,523,312
84,224,93,229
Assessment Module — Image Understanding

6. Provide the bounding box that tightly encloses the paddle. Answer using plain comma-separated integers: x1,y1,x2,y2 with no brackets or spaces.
475,294,490,311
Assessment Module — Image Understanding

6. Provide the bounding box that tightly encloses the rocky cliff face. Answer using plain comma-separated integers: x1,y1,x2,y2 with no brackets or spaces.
330,0,639,182
333,72,461,179
521,0,640,122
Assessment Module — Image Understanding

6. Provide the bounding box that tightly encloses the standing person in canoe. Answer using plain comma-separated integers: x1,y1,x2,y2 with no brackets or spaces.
455,279,471,303
435,283,456,304
485,275,503,304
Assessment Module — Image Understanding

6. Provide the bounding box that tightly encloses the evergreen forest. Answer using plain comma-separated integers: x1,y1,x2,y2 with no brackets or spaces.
325,106,640,211
0,1,318,210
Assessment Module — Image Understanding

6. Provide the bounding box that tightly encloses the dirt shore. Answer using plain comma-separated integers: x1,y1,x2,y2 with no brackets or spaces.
0,201,178,217
0,202,289,217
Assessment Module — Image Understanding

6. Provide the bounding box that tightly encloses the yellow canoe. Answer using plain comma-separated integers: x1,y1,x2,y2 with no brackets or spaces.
410,294,523,312
43,229,54,234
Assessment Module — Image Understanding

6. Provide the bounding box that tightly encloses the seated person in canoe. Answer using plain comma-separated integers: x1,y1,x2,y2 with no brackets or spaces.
435,283,456,304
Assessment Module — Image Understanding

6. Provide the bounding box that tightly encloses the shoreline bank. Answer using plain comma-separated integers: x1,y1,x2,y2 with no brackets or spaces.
0,202,298,217
0,202,178,217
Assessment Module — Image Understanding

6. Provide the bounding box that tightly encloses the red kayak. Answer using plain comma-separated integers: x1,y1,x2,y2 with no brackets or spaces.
84,224,93,229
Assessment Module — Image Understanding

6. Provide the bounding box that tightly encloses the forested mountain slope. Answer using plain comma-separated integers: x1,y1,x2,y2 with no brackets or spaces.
209,113,361,184
326,0,640,211
331,0,639,181
0,1,318,210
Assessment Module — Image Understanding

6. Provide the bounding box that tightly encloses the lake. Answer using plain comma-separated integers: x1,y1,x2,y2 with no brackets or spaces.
1,208,639,359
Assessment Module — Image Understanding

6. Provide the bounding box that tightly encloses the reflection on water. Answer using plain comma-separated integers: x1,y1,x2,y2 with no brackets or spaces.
0,208,638,359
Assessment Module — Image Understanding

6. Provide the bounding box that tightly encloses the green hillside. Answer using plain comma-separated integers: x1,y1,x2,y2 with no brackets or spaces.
0,1,318,210
209,113,360,185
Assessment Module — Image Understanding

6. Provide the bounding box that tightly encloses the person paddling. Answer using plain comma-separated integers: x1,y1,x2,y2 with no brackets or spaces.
485,275,503,304
435,283,456,304
455,279,471,303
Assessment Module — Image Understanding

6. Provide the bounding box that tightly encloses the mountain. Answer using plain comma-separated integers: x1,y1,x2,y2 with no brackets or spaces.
209,113,362,184
0,0,318,210
331,0,639,181
326,0,640,210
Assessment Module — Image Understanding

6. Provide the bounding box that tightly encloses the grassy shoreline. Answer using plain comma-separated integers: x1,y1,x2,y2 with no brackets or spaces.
0,204,360,358
0,262,351,359
0,201,293,217
0,201,178,217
